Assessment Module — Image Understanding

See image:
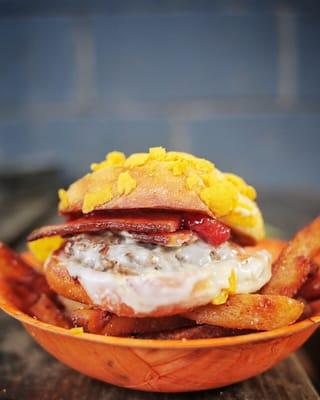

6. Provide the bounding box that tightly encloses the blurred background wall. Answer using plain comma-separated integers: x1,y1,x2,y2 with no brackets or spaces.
0,0,320,193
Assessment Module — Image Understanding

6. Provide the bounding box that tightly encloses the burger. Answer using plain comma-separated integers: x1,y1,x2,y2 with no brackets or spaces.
2,146,318,393
27,147,272,322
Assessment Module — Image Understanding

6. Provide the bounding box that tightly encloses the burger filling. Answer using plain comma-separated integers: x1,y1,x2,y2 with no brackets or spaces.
46,231,272,314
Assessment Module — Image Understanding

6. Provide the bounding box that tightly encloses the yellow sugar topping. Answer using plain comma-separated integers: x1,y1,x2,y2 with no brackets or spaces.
58,189,69,210
200,181,238,217
149,146,166,160
91,151,126,171
224,173,256,200
222,195,259,228
117,171,137,195
228,269,237,294
28,235,64,262
194,158,215,173
186,172,204,191
169,159,189,176
69,327,84,335
212,289,229,305
124,153,149,168
82,185,113,213
212,269,237,305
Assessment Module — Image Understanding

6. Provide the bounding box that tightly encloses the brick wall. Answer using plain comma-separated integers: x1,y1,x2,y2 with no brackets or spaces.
0,1,319,191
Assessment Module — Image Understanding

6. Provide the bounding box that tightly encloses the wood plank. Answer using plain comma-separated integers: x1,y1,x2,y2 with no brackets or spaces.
0,312,318,400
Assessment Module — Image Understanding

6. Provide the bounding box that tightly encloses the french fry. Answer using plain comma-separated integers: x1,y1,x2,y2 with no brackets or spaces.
29,293,71,329
0,243,49,293
313,250,320,268
0,243,51,309
0,243,69,326
21,251,44,274
103,315,193,337
137,325,248,340
0,242,38,282
261,217,320,297
296,297,313,320
69,308,193,336
298,265,320,301
183,294,304,331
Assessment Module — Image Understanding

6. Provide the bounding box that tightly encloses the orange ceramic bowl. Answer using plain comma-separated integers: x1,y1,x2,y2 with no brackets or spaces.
1,282,320,393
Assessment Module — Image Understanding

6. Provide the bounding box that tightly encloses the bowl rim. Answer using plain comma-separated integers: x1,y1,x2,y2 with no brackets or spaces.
1,293,319,349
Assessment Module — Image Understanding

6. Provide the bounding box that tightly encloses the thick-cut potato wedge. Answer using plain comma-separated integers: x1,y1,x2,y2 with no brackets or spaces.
29,293,71,329
69,308,193,336
296,297,313,320
298,265,320,301
0,243,51,309
0,243,69,327
184,294,304,331
261,217,320,297
0,242,40,282
137,325,248,340
21,251,44,274
313,250,320,267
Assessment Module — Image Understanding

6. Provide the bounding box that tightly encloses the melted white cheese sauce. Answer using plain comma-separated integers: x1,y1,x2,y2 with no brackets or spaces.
56,233,272,314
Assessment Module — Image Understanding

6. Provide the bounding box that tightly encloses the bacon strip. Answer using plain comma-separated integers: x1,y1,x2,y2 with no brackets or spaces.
28,212,232,248
131,230,197,247
28,213,182,241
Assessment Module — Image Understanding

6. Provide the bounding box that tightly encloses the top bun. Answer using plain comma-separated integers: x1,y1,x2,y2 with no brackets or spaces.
58,147,264,242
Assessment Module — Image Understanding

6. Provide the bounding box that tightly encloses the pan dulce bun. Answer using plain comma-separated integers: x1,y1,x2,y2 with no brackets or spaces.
58,148,264,242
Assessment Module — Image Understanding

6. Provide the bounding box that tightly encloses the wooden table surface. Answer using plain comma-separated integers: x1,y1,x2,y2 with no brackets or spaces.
0,188,319,399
